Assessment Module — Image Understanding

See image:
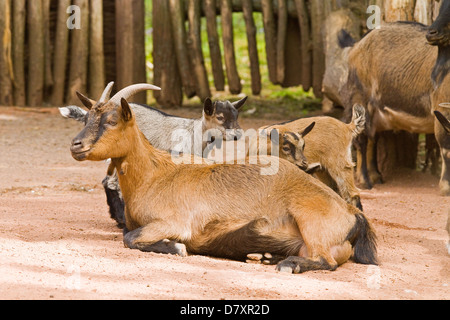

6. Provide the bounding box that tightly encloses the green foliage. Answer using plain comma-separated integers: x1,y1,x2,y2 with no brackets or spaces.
144,2,321,117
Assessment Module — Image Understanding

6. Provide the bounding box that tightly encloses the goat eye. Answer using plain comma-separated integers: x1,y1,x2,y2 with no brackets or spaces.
106,120,117,127
216,116,224,122
282,147,290,152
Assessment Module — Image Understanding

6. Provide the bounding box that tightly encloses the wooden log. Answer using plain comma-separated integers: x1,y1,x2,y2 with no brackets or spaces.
0,0,13,106
294,0,311,91
261,0,277,84
89,0,106,100
169,0,197,98
384,0,415,22
11,0,25,106
50,0,71,106
414,0,432,24
27,0,45,106
276,0,287,84
220,0,242,94
242,0,261,95
281,17,303,88
131,0,147,103
66,0,89,105
204,0,225,91
187,0,211,101
43,0,53,90
153,0,183,107
310,0,325,98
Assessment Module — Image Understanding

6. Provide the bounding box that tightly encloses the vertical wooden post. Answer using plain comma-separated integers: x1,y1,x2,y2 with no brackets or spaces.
220,0,242,94
310,0,325,98
294,0,312,91
261,0,277,84
187,0,211,101
204,0,225,92
89,0,106,100
115,0,147,103
0,0,13,106
242,0,261,95
169,0,197,98
276,0,287,85
43,0,54,90
51,0,71,106
12,0,25,106
153,0,183,107
66,0,89,105
27,0,45,106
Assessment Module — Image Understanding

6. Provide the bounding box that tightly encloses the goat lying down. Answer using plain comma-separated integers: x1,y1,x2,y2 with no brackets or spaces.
68,83,378,274
60,83,247,227
249,104,366,211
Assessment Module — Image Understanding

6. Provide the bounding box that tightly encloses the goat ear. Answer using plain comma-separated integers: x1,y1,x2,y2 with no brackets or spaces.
59,106,88,123
299,122,316,138
232,96,248,110
120,98,133,122
76,91,96,110
204,98,215,116
435,111,450,133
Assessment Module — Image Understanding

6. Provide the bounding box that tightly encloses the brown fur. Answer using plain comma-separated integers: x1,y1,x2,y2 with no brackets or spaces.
249,105,365,210
341,22,450,195
70,95,378,273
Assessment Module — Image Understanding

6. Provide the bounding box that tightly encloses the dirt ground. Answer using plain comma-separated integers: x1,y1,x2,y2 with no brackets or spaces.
0,106,449,300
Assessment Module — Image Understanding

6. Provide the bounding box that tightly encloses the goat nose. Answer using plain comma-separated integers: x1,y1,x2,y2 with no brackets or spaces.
71,139,83,150
428,29,438,35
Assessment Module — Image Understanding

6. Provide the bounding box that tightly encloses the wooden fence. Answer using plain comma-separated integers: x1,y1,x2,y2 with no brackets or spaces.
0,0,444,108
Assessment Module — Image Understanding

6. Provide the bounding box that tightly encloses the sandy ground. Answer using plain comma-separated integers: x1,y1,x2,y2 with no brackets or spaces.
0,106,449,300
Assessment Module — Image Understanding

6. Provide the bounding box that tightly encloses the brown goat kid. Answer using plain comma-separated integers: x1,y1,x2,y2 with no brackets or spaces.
69,84,378,273
249,104,366,211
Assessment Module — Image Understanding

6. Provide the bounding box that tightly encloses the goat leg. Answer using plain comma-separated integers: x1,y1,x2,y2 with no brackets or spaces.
123,225,188,257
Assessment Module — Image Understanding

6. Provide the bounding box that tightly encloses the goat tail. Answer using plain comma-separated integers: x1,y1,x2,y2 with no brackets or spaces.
346,211,378,265
349,104,366,138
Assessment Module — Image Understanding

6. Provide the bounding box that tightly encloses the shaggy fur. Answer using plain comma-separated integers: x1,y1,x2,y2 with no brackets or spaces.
340,22,450,195
249,104,366,210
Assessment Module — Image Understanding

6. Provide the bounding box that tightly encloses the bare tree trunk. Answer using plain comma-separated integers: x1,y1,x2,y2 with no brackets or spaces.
187,0,211,101
27,0,45,106
50,0,71,106
221,0,242,94
12,0,25,106
153,0,183,107
169,0,197,98
242,0,261,95
66,0,89,105
204,0,225,91
89,0,105,100
261,0,277,84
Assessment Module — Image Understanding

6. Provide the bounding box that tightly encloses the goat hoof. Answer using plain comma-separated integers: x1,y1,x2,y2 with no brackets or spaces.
276,259,301,274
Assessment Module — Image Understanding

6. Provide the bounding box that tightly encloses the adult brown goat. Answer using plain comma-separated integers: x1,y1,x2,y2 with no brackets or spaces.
340,19,450,195
69,83,378,273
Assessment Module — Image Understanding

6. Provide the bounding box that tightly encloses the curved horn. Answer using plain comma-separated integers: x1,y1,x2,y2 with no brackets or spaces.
439,103,450,109
109,83,161,105
99,82,115,104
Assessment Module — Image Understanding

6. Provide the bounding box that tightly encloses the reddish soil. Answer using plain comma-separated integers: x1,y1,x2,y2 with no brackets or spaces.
0,106,448,300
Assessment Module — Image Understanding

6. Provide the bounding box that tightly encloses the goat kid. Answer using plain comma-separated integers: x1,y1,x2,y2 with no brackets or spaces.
68,84,378,274
249,104,366,211
60,82,247,227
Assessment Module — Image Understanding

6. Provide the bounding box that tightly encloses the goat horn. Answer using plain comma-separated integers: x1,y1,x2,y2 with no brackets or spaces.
99,82,115,104
109,83,161,105
439,103,450,109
